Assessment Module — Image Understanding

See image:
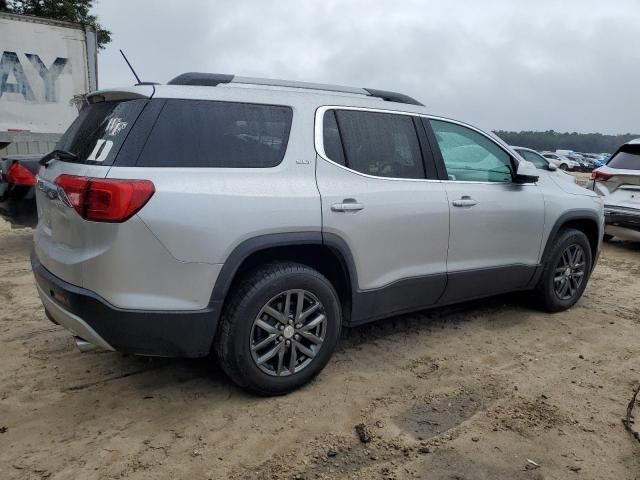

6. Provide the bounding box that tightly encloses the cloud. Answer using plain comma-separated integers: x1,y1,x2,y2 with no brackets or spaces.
95,0,640,134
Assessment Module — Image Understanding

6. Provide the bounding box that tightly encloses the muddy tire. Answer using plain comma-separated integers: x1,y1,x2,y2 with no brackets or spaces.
534,228,592,313
215,262,341,395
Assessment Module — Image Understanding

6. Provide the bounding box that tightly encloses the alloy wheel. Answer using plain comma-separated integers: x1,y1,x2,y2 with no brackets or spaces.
553,243,586,300
250,289,327,376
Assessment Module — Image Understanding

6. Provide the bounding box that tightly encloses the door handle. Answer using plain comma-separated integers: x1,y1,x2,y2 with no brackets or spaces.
452,196,477,207
331,199,364,212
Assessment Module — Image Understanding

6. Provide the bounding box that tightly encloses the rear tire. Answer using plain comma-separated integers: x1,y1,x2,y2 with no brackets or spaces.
215,262,341,395
559,164,568,171
534,228,592,313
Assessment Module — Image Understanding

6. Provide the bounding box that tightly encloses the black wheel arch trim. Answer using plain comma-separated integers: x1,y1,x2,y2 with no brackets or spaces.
540,209,602,265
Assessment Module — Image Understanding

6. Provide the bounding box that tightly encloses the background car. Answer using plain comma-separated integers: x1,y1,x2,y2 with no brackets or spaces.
0,154,40,202
587,139,640,241
511,146,577,183
541,152,580,171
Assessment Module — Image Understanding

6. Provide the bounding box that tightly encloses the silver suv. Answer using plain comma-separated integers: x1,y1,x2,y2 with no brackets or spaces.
32,73,604,394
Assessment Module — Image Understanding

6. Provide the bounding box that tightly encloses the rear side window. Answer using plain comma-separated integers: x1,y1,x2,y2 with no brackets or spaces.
326,110,425,179
137,100,293,168
607,149,640,170
323,110,346,166
57,99,148,165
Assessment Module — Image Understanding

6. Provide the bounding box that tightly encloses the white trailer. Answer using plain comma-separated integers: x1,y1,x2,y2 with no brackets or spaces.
0,12,98,156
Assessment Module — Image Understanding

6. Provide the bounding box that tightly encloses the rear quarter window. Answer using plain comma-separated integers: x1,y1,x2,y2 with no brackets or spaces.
137,100,293,168
57,99,148,165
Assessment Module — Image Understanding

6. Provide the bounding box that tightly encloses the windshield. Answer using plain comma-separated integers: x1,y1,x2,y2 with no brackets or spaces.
56,99,148,165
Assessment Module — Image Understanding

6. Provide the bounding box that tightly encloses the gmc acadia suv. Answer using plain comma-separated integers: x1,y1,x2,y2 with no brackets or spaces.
31,73,604,394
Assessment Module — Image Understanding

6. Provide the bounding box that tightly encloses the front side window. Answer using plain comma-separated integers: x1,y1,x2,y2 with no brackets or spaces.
322,109,425,179
518,149,548,169
137,100,292,168
430,120,512,182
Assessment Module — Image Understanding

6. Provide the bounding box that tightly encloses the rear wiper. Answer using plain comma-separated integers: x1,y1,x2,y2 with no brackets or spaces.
40,149,79,166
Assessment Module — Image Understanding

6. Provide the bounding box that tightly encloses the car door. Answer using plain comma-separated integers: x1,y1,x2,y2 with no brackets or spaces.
315,107,450,323
426,118,545,304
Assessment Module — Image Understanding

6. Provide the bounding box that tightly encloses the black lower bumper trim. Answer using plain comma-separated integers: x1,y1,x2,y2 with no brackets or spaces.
605,211,640,233
31,253,220,358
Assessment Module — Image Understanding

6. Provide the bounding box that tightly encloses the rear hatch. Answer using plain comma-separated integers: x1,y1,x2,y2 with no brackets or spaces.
34,88,153,286
593,145,640,211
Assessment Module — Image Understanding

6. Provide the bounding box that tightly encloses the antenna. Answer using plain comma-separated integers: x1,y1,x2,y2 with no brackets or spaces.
119,49,142,84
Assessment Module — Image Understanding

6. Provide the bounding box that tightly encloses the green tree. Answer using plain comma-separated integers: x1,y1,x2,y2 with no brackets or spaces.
1,0,111,49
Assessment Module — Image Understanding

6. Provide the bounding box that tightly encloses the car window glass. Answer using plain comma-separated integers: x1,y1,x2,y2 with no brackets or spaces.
607,150,640,170
333,110,425,179
137,99,292,168
519,150,548,169
429,120,512,182
322,110,345,166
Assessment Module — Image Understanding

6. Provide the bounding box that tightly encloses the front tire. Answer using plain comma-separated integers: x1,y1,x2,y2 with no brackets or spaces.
215,262,342,395
534,228,592,312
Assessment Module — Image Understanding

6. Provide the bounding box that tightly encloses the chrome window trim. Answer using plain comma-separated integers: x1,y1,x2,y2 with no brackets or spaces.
314,105,533,186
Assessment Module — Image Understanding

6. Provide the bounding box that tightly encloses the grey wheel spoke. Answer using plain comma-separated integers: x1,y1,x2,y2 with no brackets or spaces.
569,275,578,292
276,344,286,375
295,290,305,320
257,342,283,365
294,341,316,359
298,330,323,345
573,271,584,278
264,305,286,324
283,293,292,321
299,314,325,332
255,319,279,335
288,343,298,372
252,333,277,352
574,249,584,266
298,303,320,322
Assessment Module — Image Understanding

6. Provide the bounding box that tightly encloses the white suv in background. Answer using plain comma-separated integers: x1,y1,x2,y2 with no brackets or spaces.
542,152,580,171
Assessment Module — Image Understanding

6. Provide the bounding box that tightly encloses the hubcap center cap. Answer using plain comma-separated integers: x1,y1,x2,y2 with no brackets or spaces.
283,325,295,339
564,267,572,276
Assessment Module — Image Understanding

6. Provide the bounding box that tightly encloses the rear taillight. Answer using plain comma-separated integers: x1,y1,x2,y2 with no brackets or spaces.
590,170,612,182
6,162,36,186
54,175,155,223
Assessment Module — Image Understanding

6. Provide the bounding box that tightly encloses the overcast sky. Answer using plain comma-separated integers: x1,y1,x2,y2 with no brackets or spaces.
95,0,639,135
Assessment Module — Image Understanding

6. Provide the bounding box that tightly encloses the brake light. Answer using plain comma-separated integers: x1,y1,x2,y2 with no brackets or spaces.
590,170,612,182
6,162,36,186
54,175,155,222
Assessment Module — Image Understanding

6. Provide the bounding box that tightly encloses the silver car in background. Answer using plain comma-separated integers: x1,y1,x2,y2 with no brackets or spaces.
587,139,640,241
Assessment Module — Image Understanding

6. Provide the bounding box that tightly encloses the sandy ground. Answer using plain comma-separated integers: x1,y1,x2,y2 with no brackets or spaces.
1,205,639,480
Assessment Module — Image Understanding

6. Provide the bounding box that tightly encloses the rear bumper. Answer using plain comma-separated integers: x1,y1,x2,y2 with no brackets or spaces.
31,253,220,358
604,205,640,232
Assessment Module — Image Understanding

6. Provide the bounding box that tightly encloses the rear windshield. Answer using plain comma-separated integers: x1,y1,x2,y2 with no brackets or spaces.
56,99,148,165
608,149,640,170
137,99,293,168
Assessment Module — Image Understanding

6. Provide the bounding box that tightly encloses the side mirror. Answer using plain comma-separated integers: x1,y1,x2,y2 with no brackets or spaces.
513,160,539,183
547,162,558,171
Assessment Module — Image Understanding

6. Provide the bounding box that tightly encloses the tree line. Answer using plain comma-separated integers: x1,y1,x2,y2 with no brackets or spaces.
494,130,639,154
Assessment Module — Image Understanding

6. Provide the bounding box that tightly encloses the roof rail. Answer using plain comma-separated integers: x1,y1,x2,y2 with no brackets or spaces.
167,72,424,106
